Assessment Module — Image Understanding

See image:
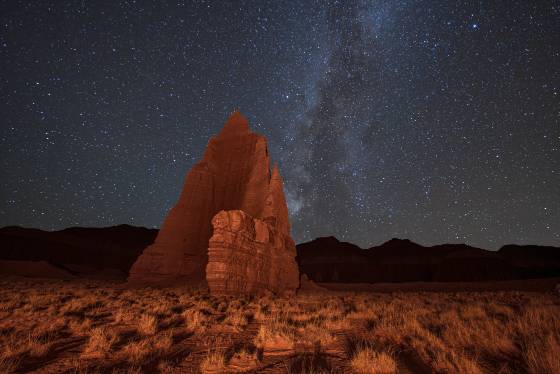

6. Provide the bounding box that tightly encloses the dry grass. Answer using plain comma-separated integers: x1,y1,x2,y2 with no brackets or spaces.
225,309,252,331
199,346,227,372
182,308,210,332
350,346,397,374
0,278,559,373
81,327,118,358
254,316,297,350
523,333,560,374
123,339,153,365
154,330,174,352
228,347,260,368
138,313,158,335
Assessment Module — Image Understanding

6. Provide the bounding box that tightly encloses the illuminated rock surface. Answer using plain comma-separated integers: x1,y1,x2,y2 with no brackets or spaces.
128,111,299,293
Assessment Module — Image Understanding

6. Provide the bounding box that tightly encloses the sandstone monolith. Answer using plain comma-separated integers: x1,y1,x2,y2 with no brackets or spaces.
128,111,299,294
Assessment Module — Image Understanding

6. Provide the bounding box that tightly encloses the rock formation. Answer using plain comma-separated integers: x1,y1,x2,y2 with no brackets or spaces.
128,111,299,294
206,209,299,294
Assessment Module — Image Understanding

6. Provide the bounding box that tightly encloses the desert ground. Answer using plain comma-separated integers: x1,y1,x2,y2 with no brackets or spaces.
0,278,559,374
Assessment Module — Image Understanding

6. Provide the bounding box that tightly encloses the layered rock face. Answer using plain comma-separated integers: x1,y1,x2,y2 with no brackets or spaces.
206,209,299,294
128,111,299,294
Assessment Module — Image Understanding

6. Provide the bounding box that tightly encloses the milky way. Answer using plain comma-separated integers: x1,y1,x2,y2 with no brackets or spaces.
1,1,558,249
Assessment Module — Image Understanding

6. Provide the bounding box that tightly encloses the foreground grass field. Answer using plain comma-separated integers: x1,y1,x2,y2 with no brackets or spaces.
0,279,558,373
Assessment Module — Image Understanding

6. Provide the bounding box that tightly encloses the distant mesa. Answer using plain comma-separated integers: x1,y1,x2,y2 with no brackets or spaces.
296,236,560,283
128,111,299,294
1,225,559,286
0,225,157,280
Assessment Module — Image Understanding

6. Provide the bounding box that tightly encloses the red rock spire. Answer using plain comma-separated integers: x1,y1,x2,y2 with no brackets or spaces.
128,112,299,294
219,110,250,136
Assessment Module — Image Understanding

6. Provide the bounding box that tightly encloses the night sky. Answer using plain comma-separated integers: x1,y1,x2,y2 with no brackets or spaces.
1,1,558,249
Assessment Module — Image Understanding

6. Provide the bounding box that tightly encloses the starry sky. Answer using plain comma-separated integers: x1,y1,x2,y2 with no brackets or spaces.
1,1,558,249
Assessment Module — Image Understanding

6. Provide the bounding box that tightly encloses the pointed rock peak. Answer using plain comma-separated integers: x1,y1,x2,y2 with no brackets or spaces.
220,110,250,135
317,236,341,243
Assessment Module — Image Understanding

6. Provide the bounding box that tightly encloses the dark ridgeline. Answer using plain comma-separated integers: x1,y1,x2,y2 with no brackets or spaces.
296,237,560,283
1,225,559,283
0,225,157,279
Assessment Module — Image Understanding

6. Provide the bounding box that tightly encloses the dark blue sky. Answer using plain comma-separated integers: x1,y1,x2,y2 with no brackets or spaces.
1,0,558,249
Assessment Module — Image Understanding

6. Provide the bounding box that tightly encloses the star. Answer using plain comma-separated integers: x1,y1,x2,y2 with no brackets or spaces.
0,0,557,249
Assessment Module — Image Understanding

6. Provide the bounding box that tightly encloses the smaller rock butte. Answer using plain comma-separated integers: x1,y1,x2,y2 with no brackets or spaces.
206,209,299,295
128,111,299,294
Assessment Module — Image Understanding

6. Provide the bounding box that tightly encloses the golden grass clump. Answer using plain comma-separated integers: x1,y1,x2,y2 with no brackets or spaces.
228,347,260,368
153,331,174,353
123,339,153,365
182,308,210,332
81,327,118,358
114,307,136,323
254,316,297,350
138,313,158,335
200,348,227,373
350,346,397,374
